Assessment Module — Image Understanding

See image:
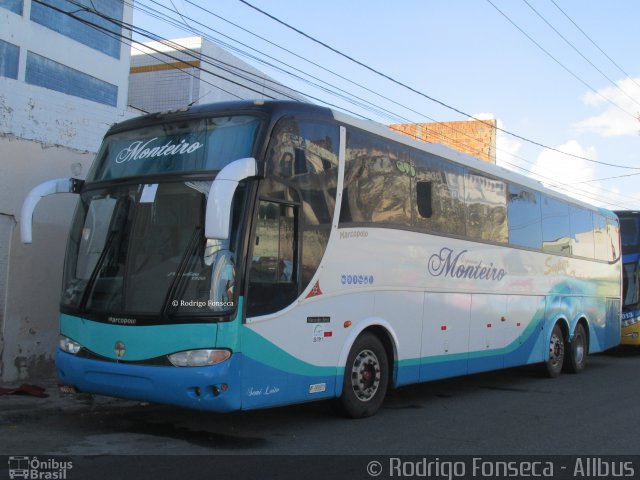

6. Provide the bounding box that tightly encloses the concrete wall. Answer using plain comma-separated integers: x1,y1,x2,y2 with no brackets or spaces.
0,135,95,381
0,214,13,376
0,0,135,381
0,76,133,152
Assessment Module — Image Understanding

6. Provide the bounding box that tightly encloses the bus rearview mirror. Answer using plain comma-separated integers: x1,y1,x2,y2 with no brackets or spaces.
21,178,83,244
205,157,257,240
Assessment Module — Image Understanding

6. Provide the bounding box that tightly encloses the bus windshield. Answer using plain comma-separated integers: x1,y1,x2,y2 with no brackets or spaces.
88,115,261,182
62,179,246,321
620,216,640,255
623,260,640,308
617,214,640,309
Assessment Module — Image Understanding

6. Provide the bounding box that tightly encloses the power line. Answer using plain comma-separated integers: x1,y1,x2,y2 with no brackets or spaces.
34,0,283,101
237,0,640,170
522,0,640,111
35,0,640,208
485,0,638,120
178,0,420,124
566,171,640,186
549,0,640,93
497,158,634,210
49,0,386,121
137,0,635,205
98,1,640,207
158,0,640,206
137,0,411,123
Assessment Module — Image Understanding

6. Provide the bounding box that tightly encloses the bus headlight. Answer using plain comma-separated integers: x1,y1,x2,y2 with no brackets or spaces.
59,335,82,355
168,349,231,367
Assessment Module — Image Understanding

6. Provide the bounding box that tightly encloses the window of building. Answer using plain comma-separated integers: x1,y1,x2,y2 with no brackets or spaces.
0,39,19,79
0,0,22,15
30,0,123,59
26,51,118,106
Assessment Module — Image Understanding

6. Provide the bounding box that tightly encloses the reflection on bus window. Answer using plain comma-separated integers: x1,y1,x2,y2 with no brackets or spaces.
542,195,571,254
266,117,339,291
341,129,411,227
412,151,465,236
465,171,507,243
507,185,542,249
570,206,595,258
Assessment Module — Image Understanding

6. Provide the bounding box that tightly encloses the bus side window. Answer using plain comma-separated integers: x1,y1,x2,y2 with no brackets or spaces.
247,200,298,317
541,195,571,254
507,185,542,250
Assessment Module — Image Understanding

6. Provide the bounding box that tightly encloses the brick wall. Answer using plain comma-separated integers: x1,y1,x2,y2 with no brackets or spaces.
389,119,497,164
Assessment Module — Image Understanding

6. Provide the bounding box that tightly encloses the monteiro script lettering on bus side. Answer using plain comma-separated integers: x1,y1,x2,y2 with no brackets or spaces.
428,247,507,281
116,138,204,163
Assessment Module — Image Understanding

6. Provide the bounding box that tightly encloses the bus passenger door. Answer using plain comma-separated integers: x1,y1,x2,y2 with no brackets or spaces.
246,200,298,316
242,199,300,409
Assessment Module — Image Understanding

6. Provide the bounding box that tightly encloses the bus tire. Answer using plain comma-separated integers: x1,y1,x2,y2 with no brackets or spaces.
564,323,588,374
545,323,565,378
336,332,389,419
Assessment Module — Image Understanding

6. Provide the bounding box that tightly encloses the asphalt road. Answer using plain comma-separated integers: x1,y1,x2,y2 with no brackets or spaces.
2,347,639,478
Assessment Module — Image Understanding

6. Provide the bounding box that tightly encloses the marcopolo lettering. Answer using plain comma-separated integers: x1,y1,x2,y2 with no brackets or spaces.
116,137,204,164
339,230,368,240
428,247,506,281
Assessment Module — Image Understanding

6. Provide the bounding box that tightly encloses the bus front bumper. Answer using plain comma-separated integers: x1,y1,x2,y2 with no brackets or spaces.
56,349,242,412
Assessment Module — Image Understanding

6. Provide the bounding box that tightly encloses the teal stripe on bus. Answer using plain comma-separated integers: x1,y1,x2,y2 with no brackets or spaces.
60,314,219,361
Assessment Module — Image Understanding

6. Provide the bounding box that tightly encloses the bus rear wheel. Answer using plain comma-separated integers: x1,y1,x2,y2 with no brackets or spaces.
336,332,389,418
564,323,588,374
545,324,565,378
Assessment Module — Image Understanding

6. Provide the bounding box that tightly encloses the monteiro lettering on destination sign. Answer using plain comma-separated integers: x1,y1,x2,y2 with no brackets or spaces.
428,247,507,281
116,138,204,163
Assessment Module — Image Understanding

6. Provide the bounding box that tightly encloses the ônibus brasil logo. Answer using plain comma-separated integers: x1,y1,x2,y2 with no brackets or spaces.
8,456,73,479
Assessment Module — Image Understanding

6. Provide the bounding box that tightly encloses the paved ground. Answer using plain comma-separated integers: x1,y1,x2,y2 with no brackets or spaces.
1,347,639,479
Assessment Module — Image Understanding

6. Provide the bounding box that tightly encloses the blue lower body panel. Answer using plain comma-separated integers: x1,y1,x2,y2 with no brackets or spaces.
57,350,338,412
56,350,242,412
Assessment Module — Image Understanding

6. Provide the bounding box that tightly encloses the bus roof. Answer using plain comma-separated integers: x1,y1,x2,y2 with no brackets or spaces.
107,100,615,219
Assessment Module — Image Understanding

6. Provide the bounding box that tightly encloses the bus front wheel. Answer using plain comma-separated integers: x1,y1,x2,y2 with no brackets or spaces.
545,324,565,378
336,332,389,418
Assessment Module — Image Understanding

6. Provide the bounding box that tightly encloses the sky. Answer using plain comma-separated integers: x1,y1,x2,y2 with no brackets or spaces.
131,0,640,211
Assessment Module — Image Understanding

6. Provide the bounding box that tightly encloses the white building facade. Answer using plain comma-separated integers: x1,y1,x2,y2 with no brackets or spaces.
129,36,305,113
0,0,134,381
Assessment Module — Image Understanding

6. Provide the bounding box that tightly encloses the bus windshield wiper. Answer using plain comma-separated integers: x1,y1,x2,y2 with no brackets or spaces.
159,225,202,320
79,228,118,313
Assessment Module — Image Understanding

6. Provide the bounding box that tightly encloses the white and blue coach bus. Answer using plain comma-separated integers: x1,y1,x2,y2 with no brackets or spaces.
22,101,621,418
